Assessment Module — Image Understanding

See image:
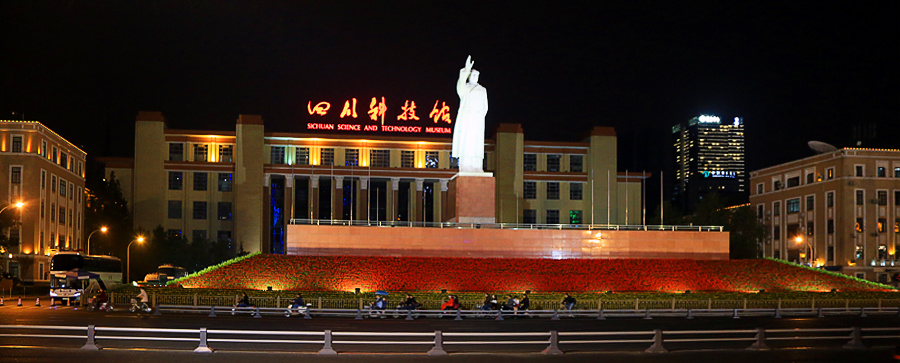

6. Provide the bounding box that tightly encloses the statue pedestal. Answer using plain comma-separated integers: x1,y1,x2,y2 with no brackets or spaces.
445,172,495,224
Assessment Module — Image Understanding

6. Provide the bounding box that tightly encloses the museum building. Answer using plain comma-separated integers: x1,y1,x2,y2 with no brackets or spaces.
102,111,650,255
0,120,87,284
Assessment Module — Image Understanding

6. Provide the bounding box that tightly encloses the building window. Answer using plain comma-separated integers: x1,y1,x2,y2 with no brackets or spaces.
50,203,55,222
193,172,208,191
58,206,65,225
856,190,864,205
167,229,182,239
570,183,583,200
569,210,582,224
11,136,22,153
425,151,439,168
41,170,45,189
773,225,780,240
295,147,309,166
524,181,536,199
192,230,207,242
786,176,800,188
878,218,886,233
69,184,73,200
41,140,47,157
806,172,814,184
168,172,183,190
51,147,57,163
59,180,66,196
167,201,182,219
546,210,560,224
773,201,781,216
773,180,782,191
401,150,414,168
786,198,800,213
570,155,583,173
10,167,21,184
756,205,763,219
547,155,561,172
877,190,887,206
756,183,763,194
340,149,357,167
168,143,183,161
58,152,67,168
271,146,286,165
368,149,390,168
40,203,44,218
895,218,899,233
217,202,232,220
193,144,208,162
855,165,864,177
806,196,814,211
827,168,834,179
827,192,834,207
896,191,900,206
856,245,864,260
193,201,207,220
878,245,888,260
523,209,537,224
68,210,73,227
827,219,834,234
51,175,57,192
218,173,233,192
320,148,334,166
546,182,560,200
806,221,814,236
856,218,864,233
78,161,83,176
878,167,886,177
523,154,537,171
895,167,900,178
217,230,232,244
218,145,233,163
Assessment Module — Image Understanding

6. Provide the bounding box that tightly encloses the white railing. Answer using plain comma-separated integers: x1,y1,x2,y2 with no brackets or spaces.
0,323,895,354
153,304,900,320
288,218,723,232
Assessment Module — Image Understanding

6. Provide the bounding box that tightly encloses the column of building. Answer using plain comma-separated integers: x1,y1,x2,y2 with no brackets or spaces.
390,177,399,221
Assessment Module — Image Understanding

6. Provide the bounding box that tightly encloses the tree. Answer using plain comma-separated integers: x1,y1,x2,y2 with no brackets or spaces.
688,192,766,260
647,201,685,225
83,172,132,256
0,206,20,256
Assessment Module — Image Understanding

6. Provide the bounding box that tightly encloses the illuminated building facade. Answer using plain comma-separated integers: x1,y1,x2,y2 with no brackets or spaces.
749,148,900,281
672,115,746,212
103,112,647,255
0,120,86,285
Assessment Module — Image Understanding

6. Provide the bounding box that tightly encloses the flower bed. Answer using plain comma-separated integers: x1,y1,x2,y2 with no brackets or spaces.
172,254,893,293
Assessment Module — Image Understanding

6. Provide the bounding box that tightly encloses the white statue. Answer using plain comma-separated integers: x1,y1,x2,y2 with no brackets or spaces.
452,55,488,173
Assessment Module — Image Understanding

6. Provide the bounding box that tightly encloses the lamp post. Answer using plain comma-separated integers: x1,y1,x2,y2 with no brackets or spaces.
795,236,816,267
85,226,108,256
126,236,145,283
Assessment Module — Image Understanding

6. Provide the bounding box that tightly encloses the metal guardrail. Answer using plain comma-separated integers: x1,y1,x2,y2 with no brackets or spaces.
105,293,900,312
0,323,896,355
288,218,724,232
154,305,900,320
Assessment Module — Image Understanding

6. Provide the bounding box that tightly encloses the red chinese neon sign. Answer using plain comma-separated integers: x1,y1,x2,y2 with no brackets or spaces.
305,96,452,134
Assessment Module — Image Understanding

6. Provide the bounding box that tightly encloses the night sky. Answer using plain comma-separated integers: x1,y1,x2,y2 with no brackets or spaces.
2,2,898,191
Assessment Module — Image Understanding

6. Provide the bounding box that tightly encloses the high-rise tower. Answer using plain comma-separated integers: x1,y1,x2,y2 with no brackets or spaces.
672,115,746,212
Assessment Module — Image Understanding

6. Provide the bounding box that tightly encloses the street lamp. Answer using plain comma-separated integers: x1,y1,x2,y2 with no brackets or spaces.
126,236,145,283
85,226,108,256
795,236,816,267
0,201,24,215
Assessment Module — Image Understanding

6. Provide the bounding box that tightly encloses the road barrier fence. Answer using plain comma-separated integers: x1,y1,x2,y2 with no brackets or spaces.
0,323,896,354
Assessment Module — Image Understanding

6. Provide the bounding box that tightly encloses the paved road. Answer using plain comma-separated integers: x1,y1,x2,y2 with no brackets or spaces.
1,303,899,358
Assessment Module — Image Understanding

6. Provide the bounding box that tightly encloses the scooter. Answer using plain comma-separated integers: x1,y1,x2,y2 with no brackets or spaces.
231,304,256,315
129,298,152,313
87,297,114,312
284,303,312,317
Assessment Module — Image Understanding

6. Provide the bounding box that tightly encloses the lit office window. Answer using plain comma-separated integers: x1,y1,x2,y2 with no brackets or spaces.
425,151,439,168
569,210,582,224
218,173,232,192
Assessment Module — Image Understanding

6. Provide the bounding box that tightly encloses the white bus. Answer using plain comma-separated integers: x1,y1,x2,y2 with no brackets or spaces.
49,252,123,302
